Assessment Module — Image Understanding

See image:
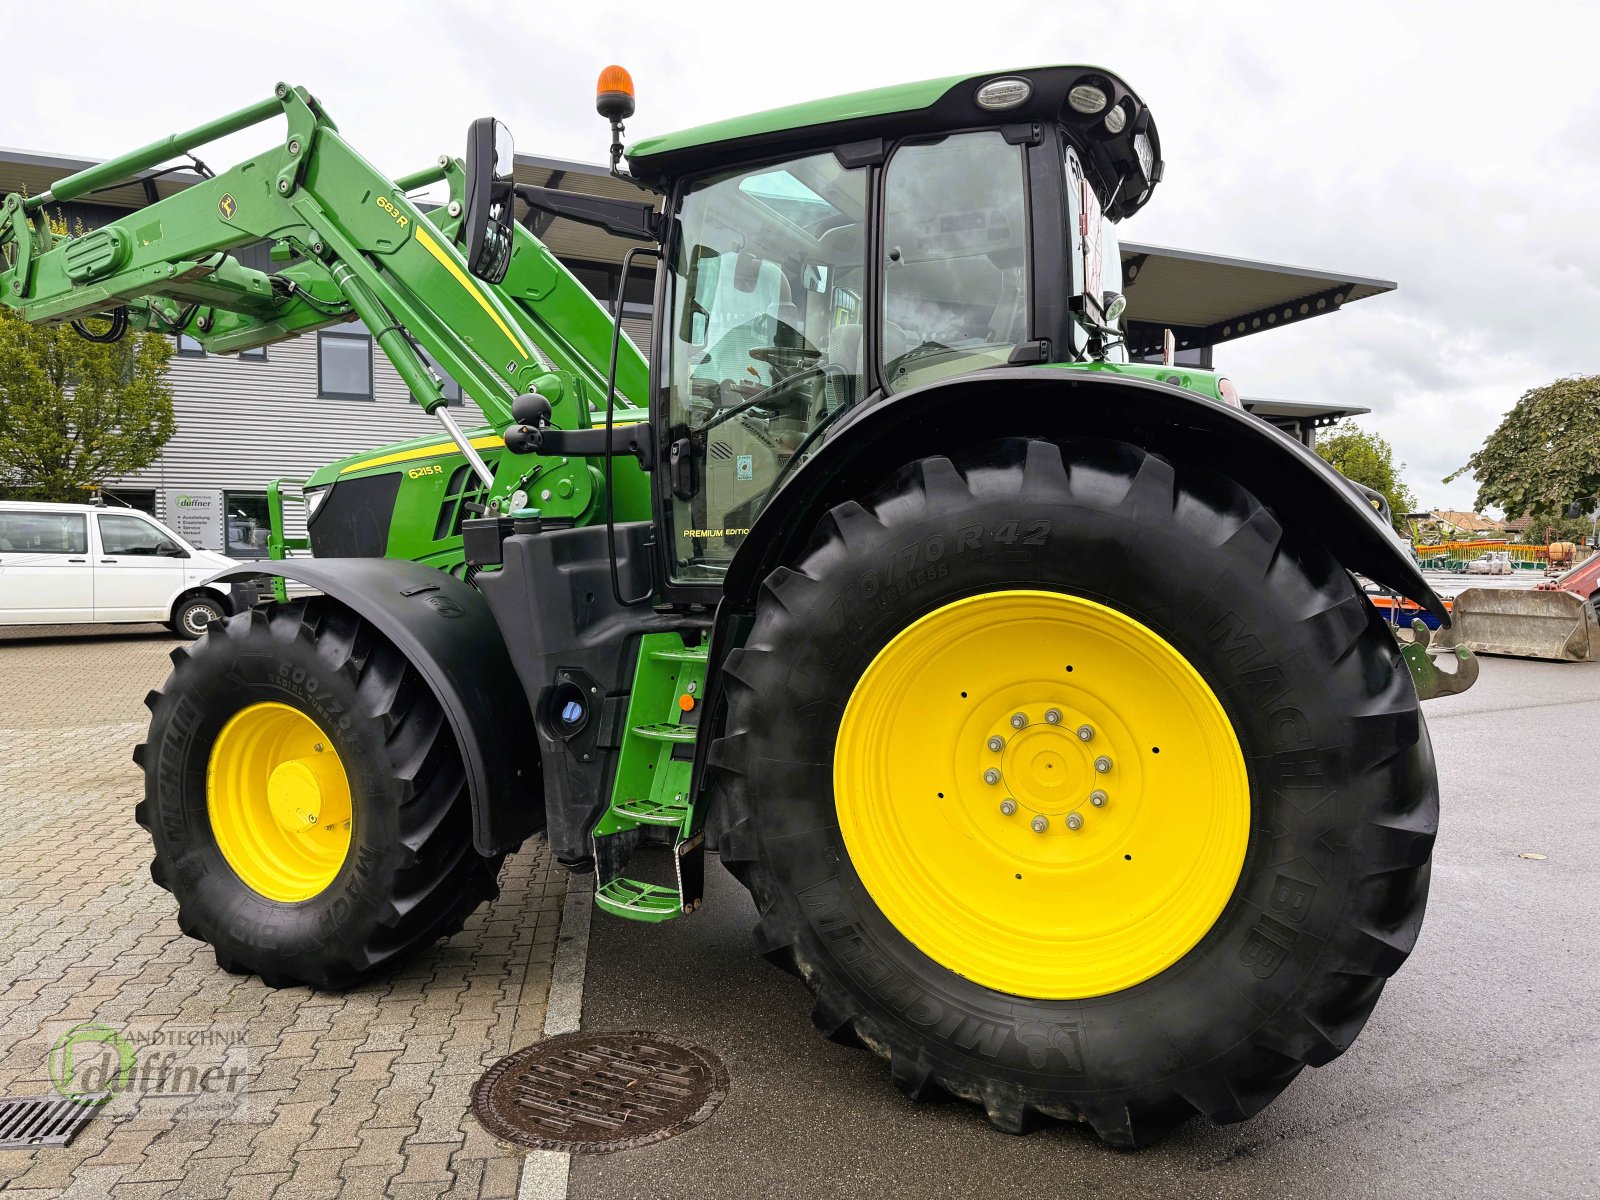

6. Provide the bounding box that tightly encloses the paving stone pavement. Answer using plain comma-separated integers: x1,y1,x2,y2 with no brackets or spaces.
0,625,558,1198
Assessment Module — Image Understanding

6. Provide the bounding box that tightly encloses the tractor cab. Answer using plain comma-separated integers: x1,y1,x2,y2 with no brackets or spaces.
616,67,1163,589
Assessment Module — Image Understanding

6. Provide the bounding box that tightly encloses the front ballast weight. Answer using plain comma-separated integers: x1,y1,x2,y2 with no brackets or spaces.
1397,619,1480,700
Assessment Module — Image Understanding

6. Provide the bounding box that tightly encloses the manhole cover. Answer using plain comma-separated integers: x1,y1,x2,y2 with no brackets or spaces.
470,1030,729,1153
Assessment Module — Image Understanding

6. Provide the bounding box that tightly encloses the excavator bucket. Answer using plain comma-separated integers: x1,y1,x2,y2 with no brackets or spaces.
1433,588,1599,663
1397,620,1480,699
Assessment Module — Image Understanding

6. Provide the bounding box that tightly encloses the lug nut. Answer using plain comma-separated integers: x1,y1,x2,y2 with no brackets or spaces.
984,768,1001,785
1030,815,1049,833
1090,789,1108,807
987,735,1006,752
1094,755,1113,774
1000,799,1017,816
1044,708,1063,725
1010,712,1028,730
1066,812,1084,831
1077,724,1095,742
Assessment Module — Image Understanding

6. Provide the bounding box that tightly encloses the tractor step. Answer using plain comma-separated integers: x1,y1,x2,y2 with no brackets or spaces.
649,645,709,663
631,721,697,743
591,833,706,924
594,878,683,922
608,795,692,826
592,631,710,923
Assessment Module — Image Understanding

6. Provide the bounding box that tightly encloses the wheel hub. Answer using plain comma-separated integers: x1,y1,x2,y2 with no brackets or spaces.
265,753,344,834
207,702,353,903
833,590,1251,999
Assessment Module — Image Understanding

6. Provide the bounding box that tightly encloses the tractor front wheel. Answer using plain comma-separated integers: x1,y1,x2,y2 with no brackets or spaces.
710,437,1436,1146
135,597,503,989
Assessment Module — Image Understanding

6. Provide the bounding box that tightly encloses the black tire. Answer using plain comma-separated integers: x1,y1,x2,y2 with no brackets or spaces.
134,596,503,989
170,593,226,640
709,437,1436,1147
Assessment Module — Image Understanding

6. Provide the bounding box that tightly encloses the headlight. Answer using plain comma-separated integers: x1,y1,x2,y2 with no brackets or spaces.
305,487,329,519
1068,83,1108,115
1217,378,1242,408
1133,132,1155,182
976,77,1032,111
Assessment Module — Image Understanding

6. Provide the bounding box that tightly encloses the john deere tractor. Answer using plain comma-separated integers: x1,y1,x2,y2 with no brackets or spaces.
0,65,1473,1145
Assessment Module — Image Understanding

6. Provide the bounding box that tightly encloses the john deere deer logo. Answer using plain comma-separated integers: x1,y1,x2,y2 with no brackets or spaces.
218,193,237,221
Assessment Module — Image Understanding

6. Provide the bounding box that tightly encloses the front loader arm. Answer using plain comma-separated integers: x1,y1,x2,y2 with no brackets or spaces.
0,84,645,469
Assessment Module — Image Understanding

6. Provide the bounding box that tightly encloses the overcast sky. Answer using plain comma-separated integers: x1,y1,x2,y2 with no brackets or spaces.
7,0,1595,513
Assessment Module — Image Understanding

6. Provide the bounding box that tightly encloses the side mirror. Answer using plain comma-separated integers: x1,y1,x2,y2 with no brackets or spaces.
463,117,516,284
156,539,186,558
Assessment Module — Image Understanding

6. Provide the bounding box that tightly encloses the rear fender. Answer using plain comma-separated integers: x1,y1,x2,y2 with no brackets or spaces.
722,368,1446,622
209,558,540,856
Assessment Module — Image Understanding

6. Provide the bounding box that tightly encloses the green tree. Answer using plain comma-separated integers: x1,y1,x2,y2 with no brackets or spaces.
1315,420,1417,531
1447,374,1600,522
0,308,175,501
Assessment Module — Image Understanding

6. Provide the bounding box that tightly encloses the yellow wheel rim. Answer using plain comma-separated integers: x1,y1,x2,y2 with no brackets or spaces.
834,590,1250,999
207,702,353,903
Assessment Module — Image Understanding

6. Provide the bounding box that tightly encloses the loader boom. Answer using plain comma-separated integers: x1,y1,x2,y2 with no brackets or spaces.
0,84,648,477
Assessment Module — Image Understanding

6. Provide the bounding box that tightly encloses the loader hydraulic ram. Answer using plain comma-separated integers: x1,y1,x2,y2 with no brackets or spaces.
1,66,1474,1146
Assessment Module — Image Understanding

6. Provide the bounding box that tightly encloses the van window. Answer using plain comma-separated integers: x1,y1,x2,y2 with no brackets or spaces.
98,513,167,556
0,511,87,554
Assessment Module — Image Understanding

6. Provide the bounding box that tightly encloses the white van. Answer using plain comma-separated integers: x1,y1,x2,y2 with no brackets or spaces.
0,501,239,638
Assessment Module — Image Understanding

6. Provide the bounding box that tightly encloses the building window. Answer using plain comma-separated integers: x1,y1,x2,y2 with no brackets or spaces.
225,492,271,558
238,345,267,361
420,350,463,406
318,320,372,398
175,333,205,356
101,489,157,515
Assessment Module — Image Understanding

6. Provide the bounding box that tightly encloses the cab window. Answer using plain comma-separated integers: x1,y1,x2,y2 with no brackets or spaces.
665,152,868,583
98,513,169,556
881,132,1031,392
0,511,87,554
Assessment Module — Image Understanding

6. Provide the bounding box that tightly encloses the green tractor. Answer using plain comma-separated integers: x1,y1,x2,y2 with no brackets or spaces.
0,65,1472,1146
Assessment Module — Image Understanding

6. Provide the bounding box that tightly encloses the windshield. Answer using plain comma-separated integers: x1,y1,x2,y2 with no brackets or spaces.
665,152,868,583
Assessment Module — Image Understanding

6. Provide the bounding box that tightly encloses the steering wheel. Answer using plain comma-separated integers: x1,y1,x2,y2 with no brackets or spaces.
749,344,823,376
701,364,826,434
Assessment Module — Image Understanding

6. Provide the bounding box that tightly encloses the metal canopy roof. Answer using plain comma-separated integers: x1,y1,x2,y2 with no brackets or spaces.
0,146,202,211
1242,397,1370,423
1120,241,1394,356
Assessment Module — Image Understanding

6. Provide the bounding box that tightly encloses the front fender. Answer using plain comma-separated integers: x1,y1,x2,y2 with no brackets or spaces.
209,558,539,856
724,368,1445,622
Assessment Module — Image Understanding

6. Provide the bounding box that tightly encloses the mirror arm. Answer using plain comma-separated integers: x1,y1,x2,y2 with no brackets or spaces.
534,422,655,469
514,185,659,242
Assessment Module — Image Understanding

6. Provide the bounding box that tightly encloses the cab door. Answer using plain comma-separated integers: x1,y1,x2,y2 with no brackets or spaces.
0,510,94,623
94,512,188,621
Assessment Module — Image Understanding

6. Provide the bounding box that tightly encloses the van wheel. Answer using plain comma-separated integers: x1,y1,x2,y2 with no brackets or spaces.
172,594,226,639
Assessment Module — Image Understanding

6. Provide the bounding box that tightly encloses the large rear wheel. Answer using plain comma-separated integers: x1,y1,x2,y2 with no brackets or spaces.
135,597,504,989
711,438,1437,1146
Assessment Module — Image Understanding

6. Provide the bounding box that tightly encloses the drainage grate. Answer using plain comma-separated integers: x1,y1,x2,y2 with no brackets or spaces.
469,1030,728,1153
0,1094,102,1150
